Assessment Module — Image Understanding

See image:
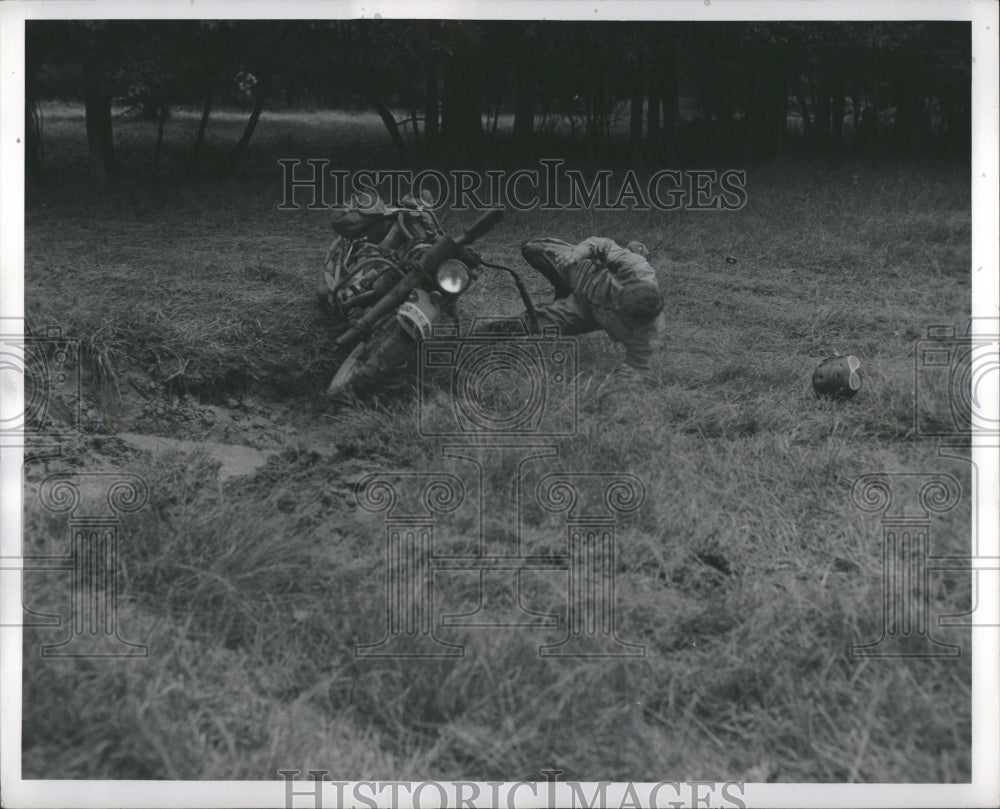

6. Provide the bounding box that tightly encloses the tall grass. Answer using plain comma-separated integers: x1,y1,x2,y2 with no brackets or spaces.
22,103,971,782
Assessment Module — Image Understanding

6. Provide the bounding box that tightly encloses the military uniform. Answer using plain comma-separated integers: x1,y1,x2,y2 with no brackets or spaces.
517,237,667,376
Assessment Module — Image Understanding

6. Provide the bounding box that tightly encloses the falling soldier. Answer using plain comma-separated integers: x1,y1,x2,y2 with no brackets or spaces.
495,236,667,384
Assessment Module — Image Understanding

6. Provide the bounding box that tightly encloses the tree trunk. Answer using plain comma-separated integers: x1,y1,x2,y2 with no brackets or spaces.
581,27,604,165
83,28,116,189
228,73,267,175
490,102,501,138
771,49,787,158
715,80,731,160
629,63,644,168
422,23,439,164
815,73,831,147
25,41,43,184
85,92,115,188
139,99,160,122
439,26,483,168
188,75,216,168
831,76,845,146
712,29,732,160
744,47,761,159
370,95,412,164
25,26,44,184
584,101,597,167
793,74,813,140
410,102,422,153
153,104,168,176
512,28,536,159
646,52,662,164
424,59,439,163
595,59,610,157
25,101,43,184
945,85,968,152
284,77,299,109
662,44,678,162
918,95,933,150
892,56,921,153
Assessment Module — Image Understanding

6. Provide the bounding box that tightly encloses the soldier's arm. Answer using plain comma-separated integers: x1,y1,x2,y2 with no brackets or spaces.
554,236,612,269
554,236,614,267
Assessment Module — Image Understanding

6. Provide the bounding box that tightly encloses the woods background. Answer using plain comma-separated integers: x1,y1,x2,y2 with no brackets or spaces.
25,20,970,188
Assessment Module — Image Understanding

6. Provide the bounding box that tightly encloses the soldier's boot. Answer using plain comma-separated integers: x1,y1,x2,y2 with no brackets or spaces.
521,239,574,300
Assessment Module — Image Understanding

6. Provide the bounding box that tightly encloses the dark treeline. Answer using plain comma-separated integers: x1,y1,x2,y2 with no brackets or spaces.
25,20,970,186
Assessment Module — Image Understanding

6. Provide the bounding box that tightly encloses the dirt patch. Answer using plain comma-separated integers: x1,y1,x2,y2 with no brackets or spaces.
116,433,272,480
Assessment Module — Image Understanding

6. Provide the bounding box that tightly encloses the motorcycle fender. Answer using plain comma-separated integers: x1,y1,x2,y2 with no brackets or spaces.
396,288,442,341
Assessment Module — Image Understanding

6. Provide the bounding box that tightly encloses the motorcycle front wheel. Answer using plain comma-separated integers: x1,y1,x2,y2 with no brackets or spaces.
325,319,417,400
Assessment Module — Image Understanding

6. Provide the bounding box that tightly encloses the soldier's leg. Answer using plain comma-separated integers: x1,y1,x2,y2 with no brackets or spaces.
476,295,597,338
525,295,598,336
612,327,663,388
521,238,575,300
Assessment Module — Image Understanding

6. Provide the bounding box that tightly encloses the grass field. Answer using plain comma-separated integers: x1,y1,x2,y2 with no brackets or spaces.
20,103,972,783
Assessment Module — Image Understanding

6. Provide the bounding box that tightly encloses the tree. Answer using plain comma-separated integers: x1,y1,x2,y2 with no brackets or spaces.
438,22,484,168
24,19,972,181
421,21,440,163
83,24,117,188
24,22,47,183
512,24,537,159
228,70,269,175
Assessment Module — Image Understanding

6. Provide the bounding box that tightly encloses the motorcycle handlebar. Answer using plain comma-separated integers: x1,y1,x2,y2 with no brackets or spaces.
419,208,502,274
334,208,504,350
456,208,503,246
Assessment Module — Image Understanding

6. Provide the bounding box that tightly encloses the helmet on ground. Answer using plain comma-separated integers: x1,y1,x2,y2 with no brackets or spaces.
626,240,650,259
812,355,862,398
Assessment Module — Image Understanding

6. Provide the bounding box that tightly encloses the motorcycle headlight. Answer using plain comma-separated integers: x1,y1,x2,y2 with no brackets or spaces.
435,259,470,294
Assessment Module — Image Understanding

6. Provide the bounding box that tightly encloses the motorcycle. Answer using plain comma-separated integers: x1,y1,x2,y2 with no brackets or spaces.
317,198,539,398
